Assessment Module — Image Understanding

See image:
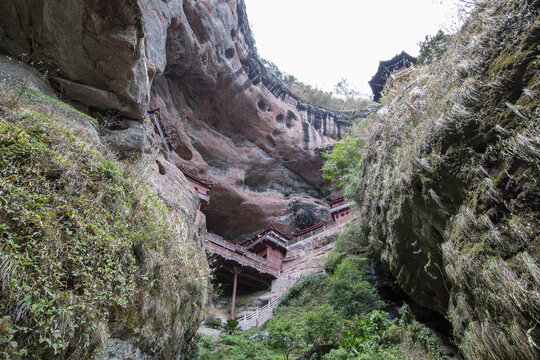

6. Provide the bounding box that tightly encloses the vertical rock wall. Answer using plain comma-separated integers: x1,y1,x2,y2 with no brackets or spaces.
139,0,372,237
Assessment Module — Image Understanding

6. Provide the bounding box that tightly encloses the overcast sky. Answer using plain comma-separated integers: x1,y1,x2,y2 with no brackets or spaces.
244,0,463,97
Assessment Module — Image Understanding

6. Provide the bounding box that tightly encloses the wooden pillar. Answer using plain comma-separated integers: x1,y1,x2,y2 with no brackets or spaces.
230,267,241,319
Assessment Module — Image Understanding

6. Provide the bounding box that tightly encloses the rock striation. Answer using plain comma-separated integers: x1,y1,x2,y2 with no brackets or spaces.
0,0,374,239
345,1,540,359
142,0,372,237
0,0,149,118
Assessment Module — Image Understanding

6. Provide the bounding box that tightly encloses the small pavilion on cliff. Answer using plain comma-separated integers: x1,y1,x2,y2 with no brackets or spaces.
369,51,417,101
240,223,289,272
328,196,353,222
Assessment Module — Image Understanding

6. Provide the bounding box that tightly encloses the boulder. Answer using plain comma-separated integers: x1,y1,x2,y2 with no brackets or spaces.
0,0,149,118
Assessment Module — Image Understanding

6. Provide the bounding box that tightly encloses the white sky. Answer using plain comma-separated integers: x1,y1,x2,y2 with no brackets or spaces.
244,0,463,97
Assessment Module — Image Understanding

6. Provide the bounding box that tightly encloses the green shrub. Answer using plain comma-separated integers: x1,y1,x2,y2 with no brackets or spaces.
279,273,329,307
204,317,222,329
0,107,209,358
223,319,240,335
327,256,384,316
324,252,347,274
417,30,452,65
397,305,443,358
340,311,397,356
322,136,364,186
267,317,304,360
322,348,349,360
194,333,282,360
334,222,370,255
303,304,343,349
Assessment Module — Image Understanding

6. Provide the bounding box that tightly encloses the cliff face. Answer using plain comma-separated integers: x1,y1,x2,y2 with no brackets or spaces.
0,1,370,357
142,0,371,237
343,1,539,359
0,0,371,239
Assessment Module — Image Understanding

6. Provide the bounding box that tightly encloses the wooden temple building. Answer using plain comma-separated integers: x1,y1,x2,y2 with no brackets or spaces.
203,207,355,319
203,224,289,319
368,51,416,101
328,196,353,222
240,223,289,271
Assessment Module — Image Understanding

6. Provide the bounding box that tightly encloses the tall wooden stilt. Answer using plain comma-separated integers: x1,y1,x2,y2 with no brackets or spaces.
230,267,241,319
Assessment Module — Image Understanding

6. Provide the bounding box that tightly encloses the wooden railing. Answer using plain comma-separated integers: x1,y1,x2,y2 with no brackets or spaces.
203,233,280,278
238,273,304,330
287,216,356,250
240,297,281,330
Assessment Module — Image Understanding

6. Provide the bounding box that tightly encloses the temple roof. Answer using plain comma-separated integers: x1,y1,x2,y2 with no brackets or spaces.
368,51,416,102
262,223,292,240
329,203,351,214
293,220,327,237
240,223,291,251
327,196,345,207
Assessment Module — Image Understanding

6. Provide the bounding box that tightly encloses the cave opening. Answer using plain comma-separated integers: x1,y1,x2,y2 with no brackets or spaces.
368,258,455,346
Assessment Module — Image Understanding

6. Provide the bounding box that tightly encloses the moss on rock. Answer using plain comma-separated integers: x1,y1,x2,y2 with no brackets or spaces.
0,85,210,359
330,1,539,358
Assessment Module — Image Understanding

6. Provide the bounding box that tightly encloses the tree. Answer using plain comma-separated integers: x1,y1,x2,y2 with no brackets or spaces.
334,78,360,103
266,317,303,360
417,30,452,65
322,135,364,186
327,256,385,316
303,304,343,350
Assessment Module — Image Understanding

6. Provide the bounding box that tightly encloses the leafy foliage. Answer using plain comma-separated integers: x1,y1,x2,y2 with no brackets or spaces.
223,319,240,335
324,252,347,274
417,30,452,65
194,333,282,360
303,304,343,349
197,253,446,360
0,88,209,358
204,317,222,329
322,135,364,186
333,222,370,255
327,257,385,317
397,305,443,358
279,273,329,307
338,311,396,356
267,317,304,360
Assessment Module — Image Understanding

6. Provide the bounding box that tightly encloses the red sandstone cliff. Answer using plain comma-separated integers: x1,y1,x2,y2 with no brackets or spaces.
0,0,373,238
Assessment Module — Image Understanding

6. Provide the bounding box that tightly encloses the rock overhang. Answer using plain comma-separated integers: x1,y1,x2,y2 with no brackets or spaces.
0,0,377,237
